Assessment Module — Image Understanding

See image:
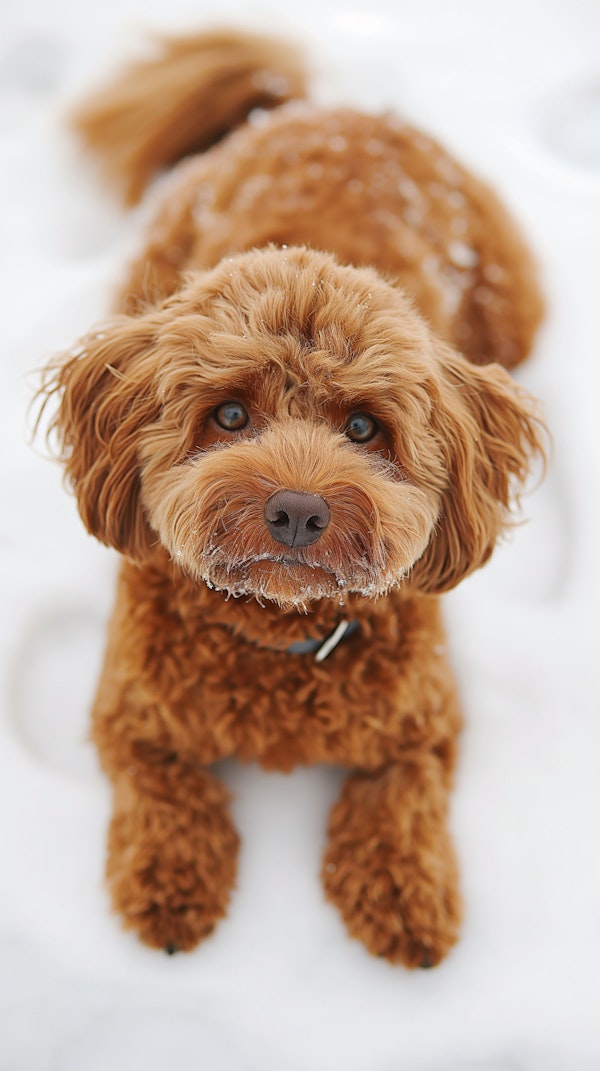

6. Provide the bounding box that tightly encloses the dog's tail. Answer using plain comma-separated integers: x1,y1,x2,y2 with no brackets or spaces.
72,28,308,205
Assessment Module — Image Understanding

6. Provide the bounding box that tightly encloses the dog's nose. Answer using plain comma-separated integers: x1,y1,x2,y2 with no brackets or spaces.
264,490,330,548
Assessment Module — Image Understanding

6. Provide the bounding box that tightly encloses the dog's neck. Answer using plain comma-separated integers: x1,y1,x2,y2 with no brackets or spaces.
131,549,415,652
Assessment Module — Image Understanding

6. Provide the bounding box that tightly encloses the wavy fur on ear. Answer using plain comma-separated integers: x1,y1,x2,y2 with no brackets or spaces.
39,315,164,558
411,346,546,594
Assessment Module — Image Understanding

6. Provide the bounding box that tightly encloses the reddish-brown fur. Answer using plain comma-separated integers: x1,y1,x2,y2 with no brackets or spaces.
39,29,546,966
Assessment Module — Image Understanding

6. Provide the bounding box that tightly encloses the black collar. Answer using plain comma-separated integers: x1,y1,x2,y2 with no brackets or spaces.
286,619,360,661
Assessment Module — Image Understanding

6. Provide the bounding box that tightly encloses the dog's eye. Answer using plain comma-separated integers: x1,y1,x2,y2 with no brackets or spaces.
214,401,249,431
345,412,379,443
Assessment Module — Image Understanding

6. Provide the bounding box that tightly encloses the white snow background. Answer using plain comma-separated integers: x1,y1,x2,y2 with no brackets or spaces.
2,0,600,1068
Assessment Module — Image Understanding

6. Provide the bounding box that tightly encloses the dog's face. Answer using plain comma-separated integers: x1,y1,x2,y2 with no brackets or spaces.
44,247,544,610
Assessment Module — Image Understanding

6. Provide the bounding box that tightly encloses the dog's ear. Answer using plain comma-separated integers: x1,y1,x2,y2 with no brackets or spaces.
410,345,546,594
40,313,163,559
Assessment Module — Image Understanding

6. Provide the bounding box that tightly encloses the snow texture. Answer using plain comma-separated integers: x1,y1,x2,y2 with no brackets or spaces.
2,0,600,1068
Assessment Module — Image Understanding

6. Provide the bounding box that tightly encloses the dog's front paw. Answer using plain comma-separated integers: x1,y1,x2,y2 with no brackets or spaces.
322,840,461,968
322,767,462,967
106,781,240,952
115,892,222,954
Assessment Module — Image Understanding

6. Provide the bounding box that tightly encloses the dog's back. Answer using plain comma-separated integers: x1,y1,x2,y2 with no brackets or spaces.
72,28,543,370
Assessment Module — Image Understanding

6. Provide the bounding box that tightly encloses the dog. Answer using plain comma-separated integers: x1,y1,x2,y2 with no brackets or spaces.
39,29,546,966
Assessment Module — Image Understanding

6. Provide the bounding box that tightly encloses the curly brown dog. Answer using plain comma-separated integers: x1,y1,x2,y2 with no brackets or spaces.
40,29,546,966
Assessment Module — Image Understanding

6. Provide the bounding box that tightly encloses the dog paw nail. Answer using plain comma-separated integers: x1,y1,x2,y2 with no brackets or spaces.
165,943,178,956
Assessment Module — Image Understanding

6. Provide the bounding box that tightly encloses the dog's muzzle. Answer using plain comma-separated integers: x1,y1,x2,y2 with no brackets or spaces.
264,489,330,548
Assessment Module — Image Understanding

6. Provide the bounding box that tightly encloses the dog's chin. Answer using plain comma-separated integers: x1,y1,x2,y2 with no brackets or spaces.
196,555,400,611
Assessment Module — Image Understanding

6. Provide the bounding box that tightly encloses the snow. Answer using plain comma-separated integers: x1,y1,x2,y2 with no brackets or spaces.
2,0,600,1068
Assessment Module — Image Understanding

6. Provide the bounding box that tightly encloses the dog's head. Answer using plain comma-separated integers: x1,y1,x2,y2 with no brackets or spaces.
41,246,545,610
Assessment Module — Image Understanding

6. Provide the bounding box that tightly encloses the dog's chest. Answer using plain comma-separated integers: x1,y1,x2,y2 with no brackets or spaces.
142,591,459,771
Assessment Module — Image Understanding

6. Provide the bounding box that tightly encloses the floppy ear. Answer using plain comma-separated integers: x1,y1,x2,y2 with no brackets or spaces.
40,313,164,559
411,346,546,594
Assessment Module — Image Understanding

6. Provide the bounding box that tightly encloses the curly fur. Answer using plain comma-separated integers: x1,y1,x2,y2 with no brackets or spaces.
38,29,546,966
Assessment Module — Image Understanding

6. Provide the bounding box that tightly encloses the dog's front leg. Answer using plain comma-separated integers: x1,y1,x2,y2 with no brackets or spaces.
103,755,239,953
322,754,461,967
